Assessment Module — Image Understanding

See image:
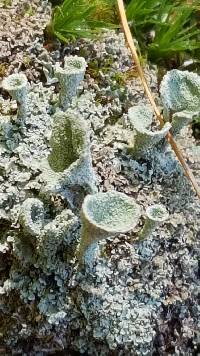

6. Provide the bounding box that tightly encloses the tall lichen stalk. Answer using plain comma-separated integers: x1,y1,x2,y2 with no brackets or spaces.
117,0,200,199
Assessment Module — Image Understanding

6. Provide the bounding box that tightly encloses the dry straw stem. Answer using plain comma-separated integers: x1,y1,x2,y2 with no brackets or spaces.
117,0,200,199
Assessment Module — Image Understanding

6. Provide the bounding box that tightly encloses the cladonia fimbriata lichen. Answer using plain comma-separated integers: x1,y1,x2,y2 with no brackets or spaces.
2,73,28,118
138,204,169,241
19,198,44,237
128,104,171,158
37,209,79,271
160,69,200,135
76,191,141,263
54,55,87,110
40,110,97,207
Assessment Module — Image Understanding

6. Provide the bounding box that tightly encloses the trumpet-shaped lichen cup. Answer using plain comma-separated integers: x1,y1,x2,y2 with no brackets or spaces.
128,104,171,158
19,198,44,237
160,69,200,135
76,191,141,263
2,73,28,118
54,55,87,110
138,204,169,241
40,110,96,207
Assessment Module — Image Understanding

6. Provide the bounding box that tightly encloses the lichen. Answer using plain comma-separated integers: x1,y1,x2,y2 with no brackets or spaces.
54,55,87,110
160,69,200,135
2,73,28,118
76,191,141,263
0,28,199,355
138,204,169,241
128,104,171,158
40,110,97,208
19,198,44,237
37,209,79,272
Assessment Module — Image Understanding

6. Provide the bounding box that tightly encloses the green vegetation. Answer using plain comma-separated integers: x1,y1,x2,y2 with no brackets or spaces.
45,0,117,43
2,0,12,7
126,0,200,64
46,0,200,67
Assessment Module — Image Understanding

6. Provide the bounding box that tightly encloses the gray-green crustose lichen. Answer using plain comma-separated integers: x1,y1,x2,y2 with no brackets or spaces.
40,110,97,208
2,73,28,119
76,191,141,263
54,55,87,110
128,104,171,158
160,69,200,135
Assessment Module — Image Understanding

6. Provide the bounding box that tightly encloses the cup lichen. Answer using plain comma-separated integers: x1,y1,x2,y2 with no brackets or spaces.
160,69,200,135
128,104,171,158
76,191,141,263
54,55,87,110
37,209,79,271
138,204,169,241
2,73,28,119
19,198,44,237
40,110,97,207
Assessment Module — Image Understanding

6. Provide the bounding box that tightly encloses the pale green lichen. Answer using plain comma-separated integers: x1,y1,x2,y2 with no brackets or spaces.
160,69,200,135
76,191,141,263
37,209,79,271
54,55,87,110
2,73,28,118
48,111,86,173
19,198,44,237
138,204,169,241
40,110,96,208
128,104,171,158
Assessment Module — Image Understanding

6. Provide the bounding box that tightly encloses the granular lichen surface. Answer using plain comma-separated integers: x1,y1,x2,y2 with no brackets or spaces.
0,3,200,356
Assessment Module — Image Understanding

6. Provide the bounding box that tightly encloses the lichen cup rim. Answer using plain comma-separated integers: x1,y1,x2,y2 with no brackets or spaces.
55,56,87,76
2,73,28,91
64,56,87,72
160,69,200,113
146,204,169,222
82,191,141,234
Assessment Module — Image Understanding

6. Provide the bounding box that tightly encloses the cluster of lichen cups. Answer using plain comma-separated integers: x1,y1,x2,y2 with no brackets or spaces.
128,69,200,157
76,191,169,264
2,59,200,266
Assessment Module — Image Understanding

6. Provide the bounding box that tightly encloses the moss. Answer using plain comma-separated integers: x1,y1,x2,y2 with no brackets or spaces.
0,63,8,78
87,56,114,81
2,0,12,8
112,69,139,86
85,0,118,23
